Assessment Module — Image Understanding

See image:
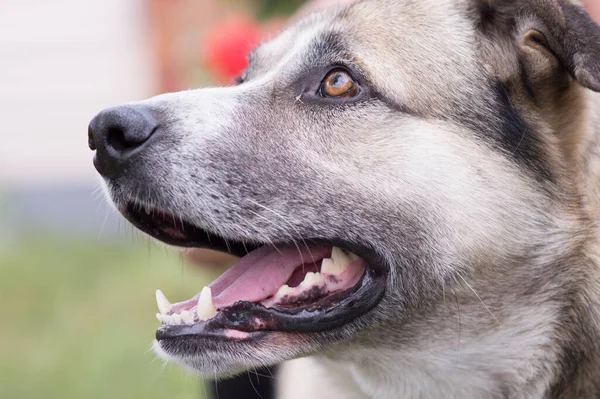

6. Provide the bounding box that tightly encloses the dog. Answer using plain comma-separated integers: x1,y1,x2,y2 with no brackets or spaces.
88,0,600,397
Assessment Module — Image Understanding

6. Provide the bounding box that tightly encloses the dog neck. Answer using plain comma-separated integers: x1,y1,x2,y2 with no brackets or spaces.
321,273,600,398
282,87,600,399
319,226,600,398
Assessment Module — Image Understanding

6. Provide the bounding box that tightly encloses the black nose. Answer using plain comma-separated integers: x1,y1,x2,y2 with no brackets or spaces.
88,105,159,178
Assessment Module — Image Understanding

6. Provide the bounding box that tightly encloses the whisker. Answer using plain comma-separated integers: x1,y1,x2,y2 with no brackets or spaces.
225,238,233,254
248,368,263,399
178,210,185,232
247,199,314,267
144,343,157,355
251,370,276,379
91,184,105,200
455,291,461,365
160,359,169,372
214,370,220,399
147,239,152,267
202,379,208,399
442,279,447,330
94,197,105,214
457,274,500,325
98,208,112,240
243,210,290,257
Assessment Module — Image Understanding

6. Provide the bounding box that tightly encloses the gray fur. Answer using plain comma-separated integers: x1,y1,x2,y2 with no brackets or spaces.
99,0,600,397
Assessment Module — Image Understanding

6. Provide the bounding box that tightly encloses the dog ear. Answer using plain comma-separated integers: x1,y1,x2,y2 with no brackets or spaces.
481,0,600,92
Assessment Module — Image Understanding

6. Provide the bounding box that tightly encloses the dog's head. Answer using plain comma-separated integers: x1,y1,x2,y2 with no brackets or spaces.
89,0,600,379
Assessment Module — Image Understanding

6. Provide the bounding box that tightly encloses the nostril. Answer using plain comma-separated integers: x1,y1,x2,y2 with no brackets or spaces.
89,104,160,179
89,105,159,155
106,126,140,152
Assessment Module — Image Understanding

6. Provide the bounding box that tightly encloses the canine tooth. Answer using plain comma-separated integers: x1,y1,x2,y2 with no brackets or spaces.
144,205,151,215
181,310,194,325
197,286,217,321
321,258,342,275
155,290,173,314
321,248,351,275
276,285,294,297
301,272,325,287
331,247,352,270
330,247,352,274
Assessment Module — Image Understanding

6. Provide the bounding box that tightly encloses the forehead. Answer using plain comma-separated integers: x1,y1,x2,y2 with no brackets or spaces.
253,0,486,115
339,0,484,112
248,13,343,81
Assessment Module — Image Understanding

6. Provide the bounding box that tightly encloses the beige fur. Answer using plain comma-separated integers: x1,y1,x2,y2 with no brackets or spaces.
89,0,600,397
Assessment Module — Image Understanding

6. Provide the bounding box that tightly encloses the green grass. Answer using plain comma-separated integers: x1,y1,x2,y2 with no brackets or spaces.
0,234,221,399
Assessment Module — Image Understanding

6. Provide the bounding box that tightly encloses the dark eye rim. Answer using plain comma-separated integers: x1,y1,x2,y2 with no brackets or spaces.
235,70,249,85
302,65,369,105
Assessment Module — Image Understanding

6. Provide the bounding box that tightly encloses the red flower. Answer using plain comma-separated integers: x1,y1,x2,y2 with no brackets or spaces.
204,16,262,83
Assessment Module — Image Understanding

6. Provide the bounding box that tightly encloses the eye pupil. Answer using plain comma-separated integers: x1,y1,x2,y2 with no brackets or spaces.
332,73,347,88
322,69,360,99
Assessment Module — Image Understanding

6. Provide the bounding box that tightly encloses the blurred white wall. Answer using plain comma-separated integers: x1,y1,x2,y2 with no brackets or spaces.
0,0,154,188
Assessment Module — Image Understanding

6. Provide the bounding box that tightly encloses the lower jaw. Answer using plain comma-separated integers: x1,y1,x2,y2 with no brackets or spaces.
152,336,299,379
156,266,386,341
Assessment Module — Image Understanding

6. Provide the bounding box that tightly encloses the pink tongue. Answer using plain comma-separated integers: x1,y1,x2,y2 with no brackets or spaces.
210,244,331,308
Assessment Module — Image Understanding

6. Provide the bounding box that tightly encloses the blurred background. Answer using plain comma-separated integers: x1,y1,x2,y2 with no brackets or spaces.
0,1,304,398
3,1,600,398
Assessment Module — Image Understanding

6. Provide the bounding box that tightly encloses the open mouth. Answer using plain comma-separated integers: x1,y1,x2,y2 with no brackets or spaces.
123,202,387,341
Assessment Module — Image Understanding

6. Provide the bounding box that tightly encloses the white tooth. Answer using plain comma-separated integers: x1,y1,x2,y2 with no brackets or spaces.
329,247,352,274
348,252,360,261
155,290,173,314
301,272,315,286
181,310,194,325
321,258,343,275
276,285,294,297
172,313,182,324
156,313,172,325
331,247,351,267
145,205,151,215
301,272,325,287
197,286,217,321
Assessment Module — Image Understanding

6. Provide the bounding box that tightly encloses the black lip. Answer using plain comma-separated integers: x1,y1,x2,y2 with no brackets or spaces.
156,267,386,340
123,203,258,257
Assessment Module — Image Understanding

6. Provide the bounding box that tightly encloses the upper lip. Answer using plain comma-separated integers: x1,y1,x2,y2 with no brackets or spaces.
123,202,258,257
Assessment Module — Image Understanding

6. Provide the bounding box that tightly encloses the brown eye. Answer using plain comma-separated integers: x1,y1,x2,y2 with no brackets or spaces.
321,69,360,98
